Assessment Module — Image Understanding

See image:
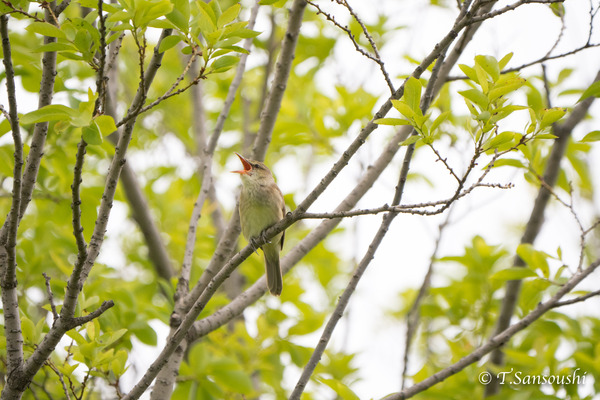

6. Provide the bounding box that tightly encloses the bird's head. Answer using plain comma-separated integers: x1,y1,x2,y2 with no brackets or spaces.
232,152,275,185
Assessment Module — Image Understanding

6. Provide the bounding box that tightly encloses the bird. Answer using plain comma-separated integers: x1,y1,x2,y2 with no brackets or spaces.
232,152,285,295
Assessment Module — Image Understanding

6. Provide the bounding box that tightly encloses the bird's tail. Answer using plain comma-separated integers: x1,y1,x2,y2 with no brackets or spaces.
263,242,283,296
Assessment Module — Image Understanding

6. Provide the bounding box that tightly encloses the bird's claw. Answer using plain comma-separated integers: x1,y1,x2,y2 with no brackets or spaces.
249,237,260,255
260,229,272,244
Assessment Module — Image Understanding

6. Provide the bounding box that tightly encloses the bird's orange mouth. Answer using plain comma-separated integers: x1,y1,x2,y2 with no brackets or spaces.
232,152,252,175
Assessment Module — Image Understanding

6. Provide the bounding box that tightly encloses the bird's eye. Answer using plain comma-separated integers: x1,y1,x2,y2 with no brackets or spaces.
253,163,262,169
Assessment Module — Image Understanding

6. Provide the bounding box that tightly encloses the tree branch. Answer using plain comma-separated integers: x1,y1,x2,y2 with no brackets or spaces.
484,68,600,396
188,0,493,344
1,6,59,243
252,0,307,161
401,210,453,390
289,36,449,399
386,258,600,400
1,13,25,389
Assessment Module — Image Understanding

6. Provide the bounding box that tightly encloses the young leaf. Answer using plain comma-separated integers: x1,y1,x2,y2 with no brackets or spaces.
93,115,117,136
430,111,450,132
375,118,411,126
577,81,600,103
26,22,66,38
459,88,489,110
403,76,422,114
210,55,239,72
581,130,600,142
158,35,182,53
489,77,526,101
483,131,515,150
166,0,190,31
475,55,500,82
21,104,74,125
498,52,513,70
517,243,550,278
459,64,479,83
83,123,103,145
391,100,415,119
217,3,241,27
491,266,538,281
538,107,566,130
399,135,420,146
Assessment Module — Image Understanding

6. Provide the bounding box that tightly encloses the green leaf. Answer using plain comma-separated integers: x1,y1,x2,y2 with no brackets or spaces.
166,0,190,31
26,22,66,38
459,64,479,83
581,130,600,142
498,52,513,70
539,107,566,130
474,62,489,93
430,111,449,132
489,77,526,101
492,158,526,169
21,316,36,343
21,104,74,125
484,131,515,150
391,100,415,119
535,133,558,140
66,329,87,345
459,88,488,110
577,80,600,103
106,10,131,23
475,55,500,82
158,35,182,53
94,115,117,136
217,3,240,27
318,377,360,400
399,135,420,146
403,76,422,114
83,123,103,145
517,244,550,277
490,267,538,281
130,323,157,346
375,118,410,126
210,55,239,72
226,27,260,39
33,42,77,53
0,118,10,137
197,1,217,34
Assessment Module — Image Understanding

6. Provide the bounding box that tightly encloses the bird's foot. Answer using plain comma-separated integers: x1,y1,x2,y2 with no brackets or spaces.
260,229,272,244
249,237,260,255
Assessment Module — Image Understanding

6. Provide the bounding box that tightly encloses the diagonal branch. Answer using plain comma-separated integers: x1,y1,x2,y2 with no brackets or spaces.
188,0,495,344
289,39,449,400
6,29,175,399
387,258,600,400
484,68,600,396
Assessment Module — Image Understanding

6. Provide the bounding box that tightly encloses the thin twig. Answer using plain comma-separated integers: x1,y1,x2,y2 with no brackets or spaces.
305,0,394,94
71,139,88,269
189,0,492,345
387,258,600,400
45,361,72,400
289,23,454,396
401,210,453,390
42,273,59,321
551,289,600,308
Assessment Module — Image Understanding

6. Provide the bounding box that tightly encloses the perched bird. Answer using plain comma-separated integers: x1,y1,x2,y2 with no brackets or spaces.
232,152,285,295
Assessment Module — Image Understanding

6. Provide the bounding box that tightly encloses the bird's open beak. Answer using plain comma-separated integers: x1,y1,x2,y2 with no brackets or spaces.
232,152,252,175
